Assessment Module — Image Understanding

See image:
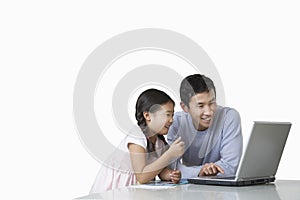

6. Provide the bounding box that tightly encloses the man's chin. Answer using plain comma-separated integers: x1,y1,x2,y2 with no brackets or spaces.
198,123,210,131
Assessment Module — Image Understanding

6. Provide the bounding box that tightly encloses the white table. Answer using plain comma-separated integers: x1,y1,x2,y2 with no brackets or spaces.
75,180,300,200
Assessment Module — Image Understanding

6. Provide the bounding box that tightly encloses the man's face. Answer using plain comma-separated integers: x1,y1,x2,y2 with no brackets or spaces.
183,91,217,131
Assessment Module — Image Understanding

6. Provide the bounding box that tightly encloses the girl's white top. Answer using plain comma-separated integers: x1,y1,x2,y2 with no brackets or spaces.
89,127,167,194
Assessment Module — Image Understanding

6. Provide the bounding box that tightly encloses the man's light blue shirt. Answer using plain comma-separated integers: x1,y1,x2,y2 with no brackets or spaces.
167,106,243,179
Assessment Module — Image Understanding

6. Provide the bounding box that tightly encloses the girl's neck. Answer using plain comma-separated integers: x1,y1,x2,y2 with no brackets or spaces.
148,134,157,145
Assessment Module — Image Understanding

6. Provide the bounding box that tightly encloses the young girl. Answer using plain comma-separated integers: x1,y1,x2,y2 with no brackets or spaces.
89,89,185,193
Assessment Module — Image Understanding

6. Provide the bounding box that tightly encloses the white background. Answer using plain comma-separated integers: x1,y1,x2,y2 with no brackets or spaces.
1,1,299,199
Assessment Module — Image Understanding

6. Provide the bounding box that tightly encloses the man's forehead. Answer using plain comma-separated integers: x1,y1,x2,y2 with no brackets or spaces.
190,91,215,102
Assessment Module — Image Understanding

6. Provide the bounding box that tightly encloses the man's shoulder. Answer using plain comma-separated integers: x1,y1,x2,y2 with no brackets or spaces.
219,106,242,129
170,111,191,130
174,111,189,121
174,110,187,117
219,106,240,118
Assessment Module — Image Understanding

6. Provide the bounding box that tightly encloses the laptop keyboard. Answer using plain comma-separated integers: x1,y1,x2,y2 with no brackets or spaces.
200,175,236,180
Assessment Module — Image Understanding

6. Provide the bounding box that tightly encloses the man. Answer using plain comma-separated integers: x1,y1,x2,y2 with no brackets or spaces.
167,74,243,178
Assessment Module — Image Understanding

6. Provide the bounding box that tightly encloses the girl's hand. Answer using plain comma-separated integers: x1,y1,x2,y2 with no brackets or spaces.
170,170,181,184
168,137,185,158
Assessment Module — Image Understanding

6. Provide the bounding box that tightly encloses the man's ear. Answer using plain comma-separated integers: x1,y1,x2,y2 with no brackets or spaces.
143,111,151,121
180,102,189,113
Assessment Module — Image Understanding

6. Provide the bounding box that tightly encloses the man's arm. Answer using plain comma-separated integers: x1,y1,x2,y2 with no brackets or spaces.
167,112,203,178
213,108,243,175
177,161,202,179
167,112,180,144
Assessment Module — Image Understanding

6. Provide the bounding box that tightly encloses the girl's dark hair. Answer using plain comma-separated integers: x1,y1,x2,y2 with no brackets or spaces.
135,89,174,150
180,74,216,107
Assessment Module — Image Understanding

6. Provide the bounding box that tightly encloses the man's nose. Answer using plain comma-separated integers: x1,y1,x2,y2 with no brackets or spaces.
203,105,212,115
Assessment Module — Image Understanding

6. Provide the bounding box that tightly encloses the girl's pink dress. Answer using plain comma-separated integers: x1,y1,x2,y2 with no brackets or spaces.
89,129,167,194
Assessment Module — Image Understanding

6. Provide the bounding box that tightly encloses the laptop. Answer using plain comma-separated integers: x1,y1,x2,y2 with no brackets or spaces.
187,121,292,186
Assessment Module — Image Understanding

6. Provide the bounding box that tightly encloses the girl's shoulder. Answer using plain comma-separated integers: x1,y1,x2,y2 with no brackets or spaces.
124,126,147,150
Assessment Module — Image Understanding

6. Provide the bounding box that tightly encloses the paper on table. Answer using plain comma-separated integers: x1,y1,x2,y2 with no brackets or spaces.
129,180,188,190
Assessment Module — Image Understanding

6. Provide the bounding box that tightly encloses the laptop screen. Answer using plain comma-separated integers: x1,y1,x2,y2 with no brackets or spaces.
236,121,291,179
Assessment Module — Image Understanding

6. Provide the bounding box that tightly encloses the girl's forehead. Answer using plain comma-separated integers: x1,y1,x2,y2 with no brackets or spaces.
155,102,174,112
161,102,174,111
149,101,174,113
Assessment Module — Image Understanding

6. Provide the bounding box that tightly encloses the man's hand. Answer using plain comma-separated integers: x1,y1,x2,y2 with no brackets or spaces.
199,163,224,176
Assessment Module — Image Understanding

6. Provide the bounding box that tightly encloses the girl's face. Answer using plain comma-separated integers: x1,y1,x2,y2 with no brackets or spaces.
145,101,174,136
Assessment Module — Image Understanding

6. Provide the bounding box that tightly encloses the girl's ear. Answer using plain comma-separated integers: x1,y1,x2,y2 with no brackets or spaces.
180,102,189,113
143,111,151,121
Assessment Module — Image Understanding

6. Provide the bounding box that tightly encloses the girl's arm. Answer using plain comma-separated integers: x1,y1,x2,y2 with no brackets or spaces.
158,167,172,181
128,137,184,184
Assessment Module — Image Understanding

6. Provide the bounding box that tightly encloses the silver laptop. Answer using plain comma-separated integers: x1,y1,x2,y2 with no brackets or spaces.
188,121,292,186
